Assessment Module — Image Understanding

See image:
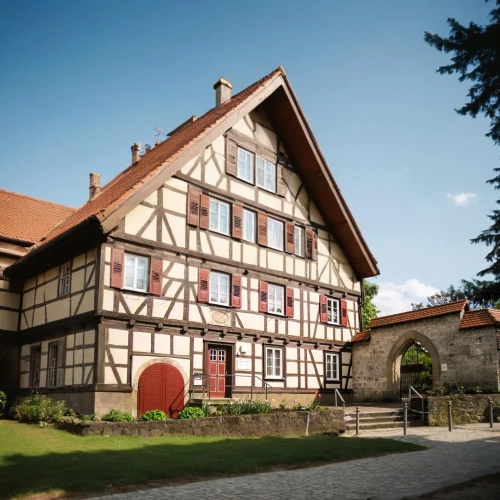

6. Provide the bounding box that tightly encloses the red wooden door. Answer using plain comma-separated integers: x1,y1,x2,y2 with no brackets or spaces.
207,347,228,398
138,364,185,418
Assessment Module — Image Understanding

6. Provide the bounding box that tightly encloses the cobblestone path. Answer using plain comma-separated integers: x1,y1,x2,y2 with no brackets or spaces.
92,425,500,500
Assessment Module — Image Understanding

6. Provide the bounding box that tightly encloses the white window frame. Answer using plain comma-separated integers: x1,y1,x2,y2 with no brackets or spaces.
124,253,149,292
265,346,283,379
294,226,304,257
325,352,340,381
58,261,71,297
209,271,230,306
267,217,284,251
327,297,340,325
268,284,285,315
209,198,230,235
256,156,276,193
243,208,256,243
237,147,254,184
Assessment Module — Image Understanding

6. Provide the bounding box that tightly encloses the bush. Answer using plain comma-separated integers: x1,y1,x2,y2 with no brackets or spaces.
10,394,67,423
178,406,205,419
142,409,167,421
0,391,6,412
216,399,272,416
80,414,98,422
201,404,213,417
102,409,133,422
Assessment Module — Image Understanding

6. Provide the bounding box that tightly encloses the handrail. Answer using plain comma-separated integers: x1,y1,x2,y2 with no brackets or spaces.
408,386,426,423
333,388,346,416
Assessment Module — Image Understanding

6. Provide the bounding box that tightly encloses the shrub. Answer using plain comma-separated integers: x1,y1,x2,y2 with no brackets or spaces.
10,394,67,423
216,399,272,416
201,404,213,417
0,391,6,412
142,409,167,421
102,409,133,422
80,413,98,423
178,407,205,419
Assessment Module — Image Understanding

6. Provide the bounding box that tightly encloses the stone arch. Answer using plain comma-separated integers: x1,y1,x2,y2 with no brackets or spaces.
132,357,189,417
386,331,441,399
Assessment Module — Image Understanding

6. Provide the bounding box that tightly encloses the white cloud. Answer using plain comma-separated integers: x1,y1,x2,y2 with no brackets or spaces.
373,279,440,316
446,192,478,206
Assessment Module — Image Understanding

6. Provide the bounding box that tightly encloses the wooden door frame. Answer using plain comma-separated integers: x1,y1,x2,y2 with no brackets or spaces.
204,341,235,398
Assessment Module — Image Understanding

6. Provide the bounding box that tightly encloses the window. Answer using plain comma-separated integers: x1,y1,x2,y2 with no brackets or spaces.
267,217,284,251
238,148,254,184
243,209,256,243
257,156,276,192
294,226,304,257
124,254,149,292
209,198,230,235
47,342,59,387
328,297,340,325
325,352,340,381
29,345,41,388
268,284,284,315
210,271,230,306
265,346,283,379
58,262,71,297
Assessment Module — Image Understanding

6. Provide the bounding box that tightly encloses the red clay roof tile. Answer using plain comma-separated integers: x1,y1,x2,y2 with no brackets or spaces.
0,189,75,245
459,309,500,329
351,331,371,342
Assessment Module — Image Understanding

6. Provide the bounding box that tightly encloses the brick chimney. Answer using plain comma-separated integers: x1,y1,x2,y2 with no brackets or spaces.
131,143,141,164
214,78,232,106
89,173,101,201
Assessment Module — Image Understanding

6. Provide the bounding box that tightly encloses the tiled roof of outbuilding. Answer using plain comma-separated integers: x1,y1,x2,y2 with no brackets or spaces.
0,189,75,245
350,331,371,343
459,309,500,329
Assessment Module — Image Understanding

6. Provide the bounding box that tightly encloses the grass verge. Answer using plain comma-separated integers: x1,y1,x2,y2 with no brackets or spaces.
0,420,424,499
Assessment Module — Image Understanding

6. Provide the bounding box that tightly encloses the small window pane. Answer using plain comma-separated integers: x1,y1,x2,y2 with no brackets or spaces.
243,209,256,243
124,254,149,292
210,271,230,306
257,156,276,192
326,353,339,380
238,148,254,184
268,284,284,315
328,298,339,324
268,218,284,251
294,227,304,256
209,199,230,235
265,347,282,379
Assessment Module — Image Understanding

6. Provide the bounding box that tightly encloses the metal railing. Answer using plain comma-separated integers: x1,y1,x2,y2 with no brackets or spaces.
333,388,346,415
190,372,273,405
408,385,426,422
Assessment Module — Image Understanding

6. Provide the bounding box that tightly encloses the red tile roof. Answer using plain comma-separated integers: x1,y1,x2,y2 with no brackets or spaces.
0,189,75,245
26,67,283,253
351,331,371,343
459,309,500,329
368,300,469,329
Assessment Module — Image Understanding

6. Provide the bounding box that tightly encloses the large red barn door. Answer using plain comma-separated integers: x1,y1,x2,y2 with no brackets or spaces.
138,364,185,418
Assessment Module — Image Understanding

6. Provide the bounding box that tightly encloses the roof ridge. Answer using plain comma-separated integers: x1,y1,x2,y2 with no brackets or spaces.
0,188,76,211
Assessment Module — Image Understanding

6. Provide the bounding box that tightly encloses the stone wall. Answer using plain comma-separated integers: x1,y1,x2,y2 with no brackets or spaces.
352,312,500,402
426,394,500,426
61,408,345,437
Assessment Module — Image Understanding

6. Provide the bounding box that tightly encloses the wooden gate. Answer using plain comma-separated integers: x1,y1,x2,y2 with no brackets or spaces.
138,363,185,417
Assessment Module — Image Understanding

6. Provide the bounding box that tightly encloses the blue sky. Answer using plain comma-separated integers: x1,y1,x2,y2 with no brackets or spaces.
1,0,498,314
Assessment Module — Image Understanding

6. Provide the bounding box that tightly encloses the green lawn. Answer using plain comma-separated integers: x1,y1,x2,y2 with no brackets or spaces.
0,420,424,499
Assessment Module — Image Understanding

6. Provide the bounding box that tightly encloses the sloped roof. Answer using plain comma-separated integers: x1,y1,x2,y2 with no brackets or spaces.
368,300,469,329
0,189,75,245
459,309,500,329
351,331,371,343
8,66,378,278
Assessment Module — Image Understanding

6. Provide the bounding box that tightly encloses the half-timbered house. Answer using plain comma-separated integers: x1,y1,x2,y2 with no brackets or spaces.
2,67,379,416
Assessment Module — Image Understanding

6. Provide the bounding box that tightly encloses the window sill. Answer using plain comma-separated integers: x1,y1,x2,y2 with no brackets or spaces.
325,379,341,383
257,185,276,195
123,287,149,295
267,311,285,318
209,228,230,237
208,302,232,309
264,378,285,382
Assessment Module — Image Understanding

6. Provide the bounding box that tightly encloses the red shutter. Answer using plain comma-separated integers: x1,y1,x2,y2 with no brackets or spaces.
341,299,348,327
200,194,210,230
286,223,295,253
110,248,124,289
286,288,294,317
306,229,317,260
319,295,328,323
226,138,237,176
257,213,268,246
232,204,243,239
188,189,201,226
198,268,209,302
149,257,163,296
259,281,268,313
232,274,242,308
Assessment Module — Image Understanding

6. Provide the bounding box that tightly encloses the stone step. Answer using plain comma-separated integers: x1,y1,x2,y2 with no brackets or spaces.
345,421,424,431
348,415,421,424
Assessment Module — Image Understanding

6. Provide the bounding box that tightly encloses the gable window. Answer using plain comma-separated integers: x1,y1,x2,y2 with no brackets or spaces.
268,284,284,315
210,271,230,306
325,352,340,381
265,346,283,379
243,209,256,243
328,297,340,325
58,262,71,297
29,345,41,388
209,198,230,235
267,217,284,251
294,226,304,257
125,254,149,292
47,342,60,387
238,148,254,184
257,156,276,192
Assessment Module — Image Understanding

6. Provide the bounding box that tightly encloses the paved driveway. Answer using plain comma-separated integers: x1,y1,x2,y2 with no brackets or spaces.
92,424,500,500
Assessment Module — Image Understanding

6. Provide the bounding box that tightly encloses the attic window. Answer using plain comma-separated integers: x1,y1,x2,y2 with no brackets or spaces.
58,262,71,297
